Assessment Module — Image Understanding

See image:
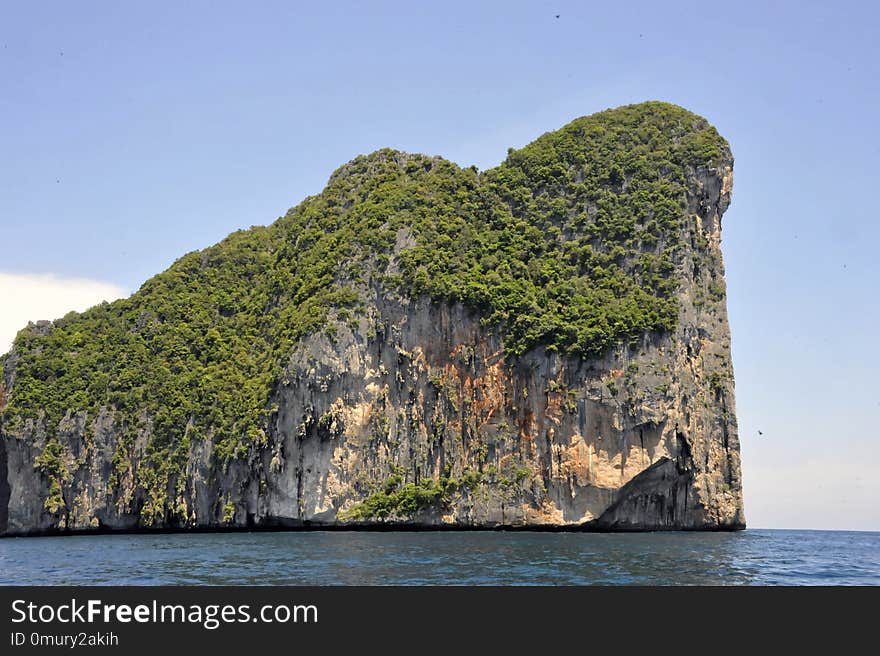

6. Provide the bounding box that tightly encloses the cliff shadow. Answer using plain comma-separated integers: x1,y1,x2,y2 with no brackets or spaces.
0,436,9,534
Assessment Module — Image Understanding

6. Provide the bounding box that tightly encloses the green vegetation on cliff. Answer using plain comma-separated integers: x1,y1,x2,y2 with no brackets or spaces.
338,469,484,521
399,102,726,356
0,102,729,523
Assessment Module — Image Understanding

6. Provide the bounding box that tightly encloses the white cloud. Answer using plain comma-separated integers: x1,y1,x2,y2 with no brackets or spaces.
0,272,127,355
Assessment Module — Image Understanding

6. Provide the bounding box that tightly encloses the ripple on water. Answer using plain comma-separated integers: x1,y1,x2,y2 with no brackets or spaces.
0,529,877,585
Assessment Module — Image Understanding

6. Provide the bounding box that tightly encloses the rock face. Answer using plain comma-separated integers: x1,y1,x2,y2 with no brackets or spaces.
0,102,745,535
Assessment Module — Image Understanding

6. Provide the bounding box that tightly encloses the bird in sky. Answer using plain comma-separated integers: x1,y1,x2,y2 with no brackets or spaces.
758,430,763,436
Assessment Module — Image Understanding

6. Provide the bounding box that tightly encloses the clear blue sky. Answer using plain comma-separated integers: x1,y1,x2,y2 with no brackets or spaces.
2,0,878,529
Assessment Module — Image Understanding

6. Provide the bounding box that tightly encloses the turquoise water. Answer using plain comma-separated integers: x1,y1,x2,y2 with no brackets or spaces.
0,529,876,585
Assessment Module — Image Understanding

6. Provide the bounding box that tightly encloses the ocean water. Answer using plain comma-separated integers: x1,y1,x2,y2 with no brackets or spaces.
0,529,876,585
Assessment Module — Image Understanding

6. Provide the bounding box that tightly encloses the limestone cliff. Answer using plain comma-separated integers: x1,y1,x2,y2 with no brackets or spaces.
0,101,744,535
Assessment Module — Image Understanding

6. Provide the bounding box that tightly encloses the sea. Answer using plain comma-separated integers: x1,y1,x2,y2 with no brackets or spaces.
0,529,877,585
